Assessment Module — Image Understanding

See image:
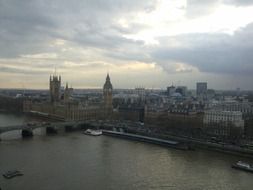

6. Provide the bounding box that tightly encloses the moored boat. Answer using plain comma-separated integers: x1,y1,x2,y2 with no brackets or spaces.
232,161,253,173
102,130,192,150
83,129,102,136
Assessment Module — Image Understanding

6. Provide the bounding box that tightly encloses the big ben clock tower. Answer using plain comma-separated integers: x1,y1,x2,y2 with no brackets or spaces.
103,73,113,118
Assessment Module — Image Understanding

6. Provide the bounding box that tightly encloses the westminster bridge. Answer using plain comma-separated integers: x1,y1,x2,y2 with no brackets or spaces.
0,120,144,138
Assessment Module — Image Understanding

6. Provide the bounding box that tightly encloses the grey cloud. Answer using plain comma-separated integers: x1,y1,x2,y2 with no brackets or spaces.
223,0,253,6
185,0,220,18
0,66,49,75
1,0,253,80
151,23,253,75
105,44,151,64
0,0,158,58
72,27,144,50
112,22,151,35
185,0,253,18
0,0,58,57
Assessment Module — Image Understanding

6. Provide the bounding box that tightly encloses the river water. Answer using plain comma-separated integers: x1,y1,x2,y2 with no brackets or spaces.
0,113,253,190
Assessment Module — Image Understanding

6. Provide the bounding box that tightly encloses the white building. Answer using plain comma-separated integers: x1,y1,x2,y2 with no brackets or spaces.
207,101,253,115
204,110,244,128
218,102,253,114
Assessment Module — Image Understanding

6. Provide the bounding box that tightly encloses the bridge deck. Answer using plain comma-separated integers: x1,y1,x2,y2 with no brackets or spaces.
0,120,143,134
0,121,89,134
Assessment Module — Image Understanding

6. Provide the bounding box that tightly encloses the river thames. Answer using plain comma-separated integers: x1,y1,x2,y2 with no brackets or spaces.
0,113,253,190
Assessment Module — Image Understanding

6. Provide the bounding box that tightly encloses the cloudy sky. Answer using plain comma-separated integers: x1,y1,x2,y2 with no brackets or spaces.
1,0,253,90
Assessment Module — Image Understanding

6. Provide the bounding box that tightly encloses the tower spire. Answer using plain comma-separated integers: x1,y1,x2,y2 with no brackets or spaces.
103,73,113,119
106,73,110,81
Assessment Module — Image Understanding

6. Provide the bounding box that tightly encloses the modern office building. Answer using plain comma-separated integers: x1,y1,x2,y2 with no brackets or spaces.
167,85,176,96
176,86,187,96
196,82,207,97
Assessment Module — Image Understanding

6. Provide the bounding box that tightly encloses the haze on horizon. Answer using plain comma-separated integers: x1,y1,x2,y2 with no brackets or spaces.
0,0,253,90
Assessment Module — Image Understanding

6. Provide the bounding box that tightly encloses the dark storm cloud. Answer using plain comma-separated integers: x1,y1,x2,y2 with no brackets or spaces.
152,23,253,75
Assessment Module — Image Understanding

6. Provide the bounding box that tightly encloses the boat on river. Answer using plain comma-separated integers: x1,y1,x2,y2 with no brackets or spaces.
3,170,23,179
232,161,253,173
83,129,102,136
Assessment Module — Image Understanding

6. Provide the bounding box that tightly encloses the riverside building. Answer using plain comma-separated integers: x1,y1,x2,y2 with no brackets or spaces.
24,74,113,121
203,110,244,138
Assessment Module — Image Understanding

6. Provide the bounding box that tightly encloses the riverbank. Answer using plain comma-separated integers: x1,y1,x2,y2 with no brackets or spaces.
1,113,253,158
165,134,253,158
126,130,253,158
102,130,192,150
98,124,253,158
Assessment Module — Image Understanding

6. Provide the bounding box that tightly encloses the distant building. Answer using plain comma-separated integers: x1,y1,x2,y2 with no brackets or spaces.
203,110,244,138
24,73,114,122
64,83,73,103
209,101,253,138
204,110,244,128
117,106,144,122
214,102,253,115
206,89,215,99
167,85,176,96
135,87,145,101
103,73,113,118
65,103,103,121
144,105,203,136
176,86,187,96
196,82,207,97
50,74,61,103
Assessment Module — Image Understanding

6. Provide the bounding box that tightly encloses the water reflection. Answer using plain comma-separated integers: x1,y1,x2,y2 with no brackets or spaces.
1,113,253,190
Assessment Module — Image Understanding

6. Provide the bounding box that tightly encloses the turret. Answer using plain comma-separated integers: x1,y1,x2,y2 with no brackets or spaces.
49,74,61,103
64,82,70,103
103,73,113,90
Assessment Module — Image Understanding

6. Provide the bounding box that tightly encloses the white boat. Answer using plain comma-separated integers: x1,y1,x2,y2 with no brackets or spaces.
232,161,253,173
83,129,102,136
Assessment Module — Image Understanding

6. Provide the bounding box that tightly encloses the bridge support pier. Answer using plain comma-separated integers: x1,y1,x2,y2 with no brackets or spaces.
22,129,33,138
46,126,58,134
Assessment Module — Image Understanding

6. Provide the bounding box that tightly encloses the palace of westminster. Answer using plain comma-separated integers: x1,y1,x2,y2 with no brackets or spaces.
21,70,253,140
23,73,113,121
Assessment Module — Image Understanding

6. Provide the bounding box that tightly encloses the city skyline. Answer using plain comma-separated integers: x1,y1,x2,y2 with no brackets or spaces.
1,1,253,90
